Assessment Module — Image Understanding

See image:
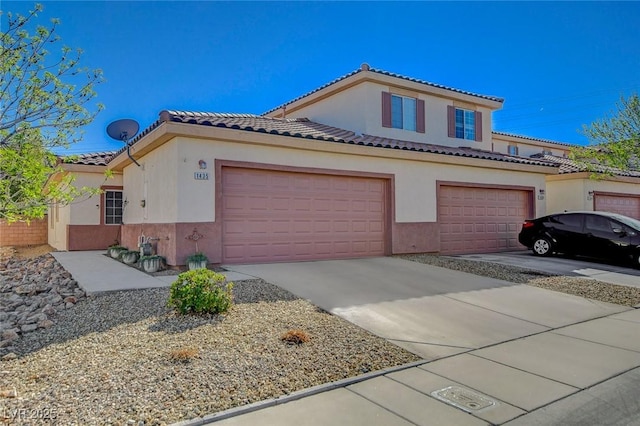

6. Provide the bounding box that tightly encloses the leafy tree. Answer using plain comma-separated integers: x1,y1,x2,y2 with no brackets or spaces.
571,93,640,175
0,4,105,222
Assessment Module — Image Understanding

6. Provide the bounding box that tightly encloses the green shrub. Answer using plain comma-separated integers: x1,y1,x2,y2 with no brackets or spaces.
168,269,233,315
186,252,208,263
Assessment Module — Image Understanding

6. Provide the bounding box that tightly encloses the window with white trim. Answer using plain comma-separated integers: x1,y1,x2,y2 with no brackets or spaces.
105,190,123,225
391,94,417,131
508,145,519,155
455,108,476,140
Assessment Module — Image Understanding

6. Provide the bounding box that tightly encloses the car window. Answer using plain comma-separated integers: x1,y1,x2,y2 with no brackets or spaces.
585,215,614,233
610,214,640,231
551,214,582,228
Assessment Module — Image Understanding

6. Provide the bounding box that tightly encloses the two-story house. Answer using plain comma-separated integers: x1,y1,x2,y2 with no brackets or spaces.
48,64,640,266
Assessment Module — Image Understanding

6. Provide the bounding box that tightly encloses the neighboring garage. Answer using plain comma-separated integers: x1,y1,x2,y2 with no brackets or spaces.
438,183,534,255
594,192,640,220
221,167,388,263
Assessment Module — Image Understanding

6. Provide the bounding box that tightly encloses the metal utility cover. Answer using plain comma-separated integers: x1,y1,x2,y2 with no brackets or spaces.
431,386,496,412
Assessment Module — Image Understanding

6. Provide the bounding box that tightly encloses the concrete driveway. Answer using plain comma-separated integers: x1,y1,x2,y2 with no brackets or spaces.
225,257,627,360
456,251,640,288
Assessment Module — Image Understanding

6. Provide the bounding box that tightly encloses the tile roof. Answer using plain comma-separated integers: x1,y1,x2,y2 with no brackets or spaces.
143,110,556,168
263,64,504,115
492,131,575,148
62,151,117,166
531,153,640,177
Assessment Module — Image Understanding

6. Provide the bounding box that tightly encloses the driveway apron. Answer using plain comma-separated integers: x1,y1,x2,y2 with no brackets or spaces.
225,257,626,360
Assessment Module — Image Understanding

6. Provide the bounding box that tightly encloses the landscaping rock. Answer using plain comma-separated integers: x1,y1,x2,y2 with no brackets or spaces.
0,253,86,352
1,330,18,342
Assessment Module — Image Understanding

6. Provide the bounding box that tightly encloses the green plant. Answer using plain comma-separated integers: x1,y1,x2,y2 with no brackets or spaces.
187,252,208,263
108,245,127,251
168,269,233,315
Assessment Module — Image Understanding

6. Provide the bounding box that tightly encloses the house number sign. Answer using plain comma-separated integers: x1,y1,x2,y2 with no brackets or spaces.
194,171,209,180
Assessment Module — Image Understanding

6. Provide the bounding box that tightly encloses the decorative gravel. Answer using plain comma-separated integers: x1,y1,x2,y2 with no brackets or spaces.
0,279,419,425
398,253,640,307
527,276,640,307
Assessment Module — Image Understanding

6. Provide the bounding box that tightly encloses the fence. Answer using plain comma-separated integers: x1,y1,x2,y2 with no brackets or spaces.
0,217,48,247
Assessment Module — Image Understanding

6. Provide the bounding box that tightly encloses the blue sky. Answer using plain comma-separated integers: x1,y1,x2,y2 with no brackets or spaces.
3,1,640,154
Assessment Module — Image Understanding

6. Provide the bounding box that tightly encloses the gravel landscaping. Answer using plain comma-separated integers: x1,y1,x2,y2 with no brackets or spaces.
0,253,419,425
2,248,639,424
398,253,640,307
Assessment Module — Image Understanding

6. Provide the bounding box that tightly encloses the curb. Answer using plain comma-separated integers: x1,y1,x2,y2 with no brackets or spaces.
171,359,429,426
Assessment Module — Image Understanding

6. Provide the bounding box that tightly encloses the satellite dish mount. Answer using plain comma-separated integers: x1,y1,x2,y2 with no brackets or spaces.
107,119,141,167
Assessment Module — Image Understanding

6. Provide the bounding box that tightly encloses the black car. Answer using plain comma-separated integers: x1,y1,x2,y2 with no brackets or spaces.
518,211,640,267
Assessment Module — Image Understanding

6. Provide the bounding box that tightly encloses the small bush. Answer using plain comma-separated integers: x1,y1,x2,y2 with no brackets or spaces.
187,252,208,263
168,269,233,315
281,329,311,345
169,347,200,363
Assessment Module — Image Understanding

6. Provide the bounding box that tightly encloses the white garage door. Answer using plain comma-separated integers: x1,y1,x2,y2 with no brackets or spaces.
221,167,387,263
594,194,640,219
439,185,532,255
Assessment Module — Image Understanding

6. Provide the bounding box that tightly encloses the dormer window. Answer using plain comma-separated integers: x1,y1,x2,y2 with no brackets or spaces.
381,92,425,133
508,145,519,155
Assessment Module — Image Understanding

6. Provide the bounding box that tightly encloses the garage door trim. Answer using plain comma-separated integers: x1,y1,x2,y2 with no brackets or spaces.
437,181,536,255
593,191,640,219
214,159,394,263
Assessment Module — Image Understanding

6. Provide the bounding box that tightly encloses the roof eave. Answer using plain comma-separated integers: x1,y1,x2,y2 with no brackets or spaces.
108,118,557,175
107,121,174,171
266,69,504,118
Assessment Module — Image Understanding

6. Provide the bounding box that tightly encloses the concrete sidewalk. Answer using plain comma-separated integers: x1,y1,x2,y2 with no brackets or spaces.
52,251,253,294
198,308,640,426
193,258,640,426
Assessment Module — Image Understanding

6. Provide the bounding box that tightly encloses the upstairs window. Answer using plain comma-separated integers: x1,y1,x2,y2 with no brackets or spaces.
105,190,123,225
391,95,416,131
508,145,519,155
382,92,425,133
447,106,482,141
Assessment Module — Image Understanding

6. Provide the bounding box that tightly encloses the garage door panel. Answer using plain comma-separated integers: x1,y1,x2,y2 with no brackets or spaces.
222,168,386,263
439,185,530,255
594,194,640,219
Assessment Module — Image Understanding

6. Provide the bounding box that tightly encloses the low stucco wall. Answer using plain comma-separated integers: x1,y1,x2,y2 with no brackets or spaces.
67,225,121,251
121,222,218,266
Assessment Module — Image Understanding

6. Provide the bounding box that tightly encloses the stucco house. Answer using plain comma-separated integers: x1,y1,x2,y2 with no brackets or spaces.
48,64,640,265
48,152,122,251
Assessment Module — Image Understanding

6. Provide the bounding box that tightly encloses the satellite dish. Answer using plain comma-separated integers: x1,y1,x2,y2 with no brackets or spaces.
107,118,141,167
107,119,139,144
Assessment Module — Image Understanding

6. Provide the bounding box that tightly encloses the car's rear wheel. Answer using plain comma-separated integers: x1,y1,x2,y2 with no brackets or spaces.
532,237,553,256
633,252,640,269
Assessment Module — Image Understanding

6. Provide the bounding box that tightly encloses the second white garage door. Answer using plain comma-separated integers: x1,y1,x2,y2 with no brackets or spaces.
594,193,640,219
221,167,387,263
439,185,532,255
